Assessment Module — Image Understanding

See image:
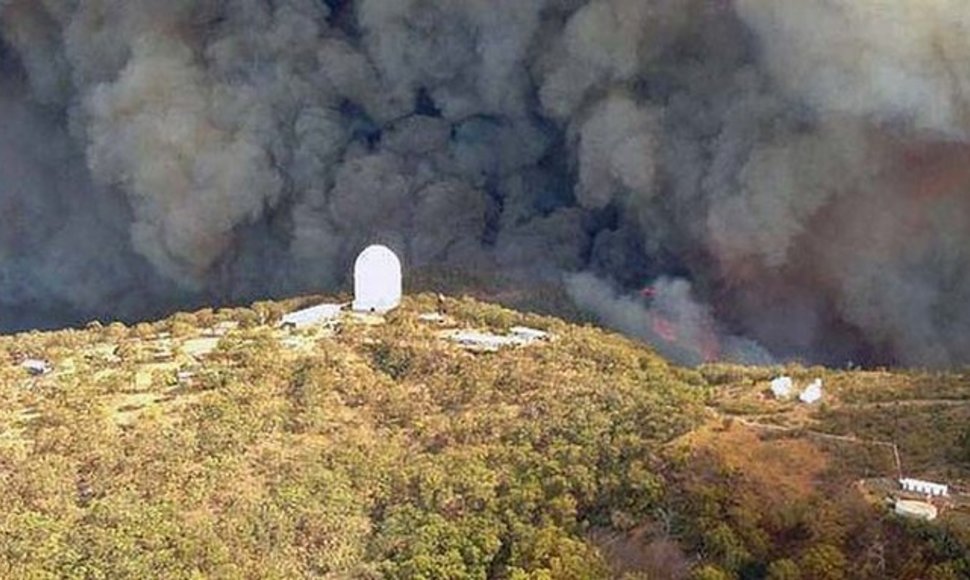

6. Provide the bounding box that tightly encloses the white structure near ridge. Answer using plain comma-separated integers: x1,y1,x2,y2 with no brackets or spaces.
899,478,949,497
353,245,402,313
894,499,938,521
447,331,524,353
281,303,342,329
444,326,553,352
799,378,823,404
510,326,551,342
770,376,794,399
21,359,50,376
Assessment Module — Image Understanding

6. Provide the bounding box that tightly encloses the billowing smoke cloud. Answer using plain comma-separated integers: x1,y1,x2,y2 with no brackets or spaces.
1,0,969,367
735,0,970,137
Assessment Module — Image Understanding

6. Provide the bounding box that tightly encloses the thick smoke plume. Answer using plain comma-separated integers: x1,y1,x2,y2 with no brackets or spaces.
2,0,969,367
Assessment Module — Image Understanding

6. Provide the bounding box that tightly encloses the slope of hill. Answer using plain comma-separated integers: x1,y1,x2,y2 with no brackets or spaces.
0,294,967,579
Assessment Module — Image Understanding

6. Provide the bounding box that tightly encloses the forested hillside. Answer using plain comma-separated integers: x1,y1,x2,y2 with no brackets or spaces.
0,295,967,578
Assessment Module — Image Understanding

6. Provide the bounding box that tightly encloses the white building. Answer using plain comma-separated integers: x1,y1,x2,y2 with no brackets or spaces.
446,331,522,353
899,478,949,497
21,359,50,376
894,499,938,521
799,379,823,404
445,327,554,353
770,376,794,399
509,326,550,342
281,303,342,329
353,245,402,313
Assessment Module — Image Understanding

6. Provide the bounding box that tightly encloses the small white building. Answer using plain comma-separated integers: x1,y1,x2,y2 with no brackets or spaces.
770,376,794,399
353,245,402,313
444,327,554,352
446,331,522,353
894,499,938,521
281,303,342,329
799,379,823,404
899,478,949,497
509,326,551,343
21,359,51,376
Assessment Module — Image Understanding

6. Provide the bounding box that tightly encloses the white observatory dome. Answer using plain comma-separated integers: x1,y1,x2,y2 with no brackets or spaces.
352,245,402,313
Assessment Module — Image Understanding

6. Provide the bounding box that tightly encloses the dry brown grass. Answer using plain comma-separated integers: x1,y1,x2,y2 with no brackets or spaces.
689,421,830,502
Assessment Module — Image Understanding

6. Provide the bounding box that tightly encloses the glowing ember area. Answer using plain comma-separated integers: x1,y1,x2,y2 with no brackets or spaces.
652,315,679,343
649,313,722,363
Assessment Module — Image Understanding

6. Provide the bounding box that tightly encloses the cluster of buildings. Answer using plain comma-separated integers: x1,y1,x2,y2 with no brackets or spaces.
280,245,553,353
281,245,403,329
763,375,960,523
892,479,951,521
769,376,824,404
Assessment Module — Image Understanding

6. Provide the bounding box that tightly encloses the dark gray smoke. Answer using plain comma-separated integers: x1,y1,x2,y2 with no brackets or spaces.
2,0,969,367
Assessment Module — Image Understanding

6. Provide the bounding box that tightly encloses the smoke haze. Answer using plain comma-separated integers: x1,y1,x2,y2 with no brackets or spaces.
2,0,969,367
